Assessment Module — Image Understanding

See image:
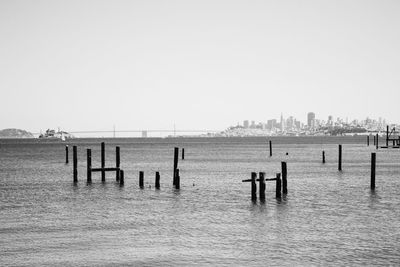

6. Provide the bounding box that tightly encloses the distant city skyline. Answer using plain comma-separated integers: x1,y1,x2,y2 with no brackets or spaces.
1,1,400,133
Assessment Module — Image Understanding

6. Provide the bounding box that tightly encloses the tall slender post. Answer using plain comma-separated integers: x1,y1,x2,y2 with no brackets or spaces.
182,148,185,160
173,147,179,185
373,135,376,145
139,171,144,189
73,146,78,183
276,173,281,198
367,135,369,146
65,145,69,164
119,170,124,186
87,148,92,183
371,153,376,190
269,140,272,157
259,172,265,200
175,169,180,189
251,172,257,201
338,144,342,171
376,134,379,149
322,150,326,164
281,162,287,194
101,142,105,182
116,146,120,182
386,125,389,147
155,171,160,189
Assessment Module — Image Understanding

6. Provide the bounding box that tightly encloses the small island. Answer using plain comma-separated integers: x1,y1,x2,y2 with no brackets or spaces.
0,128,34,138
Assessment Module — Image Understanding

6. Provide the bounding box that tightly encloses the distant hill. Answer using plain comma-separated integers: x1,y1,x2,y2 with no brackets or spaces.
0,128,34,138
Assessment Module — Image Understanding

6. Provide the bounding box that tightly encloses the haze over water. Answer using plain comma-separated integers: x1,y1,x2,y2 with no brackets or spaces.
1,137,399,266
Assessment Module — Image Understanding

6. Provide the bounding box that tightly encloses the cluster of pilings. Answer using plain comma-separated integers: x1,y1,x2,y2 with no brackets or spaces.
367,126,400,149
66,143,185,189
242,161,287,201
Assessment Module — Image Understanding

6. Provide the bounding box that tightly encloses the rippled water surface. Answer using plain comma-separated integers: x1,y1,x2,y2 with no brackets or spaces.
1,137,400,266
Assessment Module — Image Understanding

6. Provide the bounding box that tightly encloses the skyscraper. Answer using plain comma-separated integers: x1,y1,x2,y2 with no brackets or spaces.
307,112,315,128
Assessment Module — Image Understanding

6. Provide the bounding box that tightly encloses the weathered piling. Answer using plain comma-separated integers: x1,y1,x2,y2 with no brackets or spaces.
386,126,389,147
281,162,287,194
373,135,376,146
276,173,281,198
251,172,257,201
338,144,342,171
269,140,272,157
116,146,120,182
175,169,180,189
101,142,105,182
322,150,326,164
73,146,78,183
367,135,369,146
182,148,185,160
371,153,376,190
258,172,265,200
119,170,124,186
376,134,379,149
65,145,69,164
87,149,92,183
155,171,160,189
173,147,179,185
139,171,144,189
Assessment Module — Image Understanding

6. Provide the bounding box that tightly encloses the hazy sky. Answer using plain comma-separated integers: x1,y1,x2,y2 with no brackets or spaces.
1,0,399,133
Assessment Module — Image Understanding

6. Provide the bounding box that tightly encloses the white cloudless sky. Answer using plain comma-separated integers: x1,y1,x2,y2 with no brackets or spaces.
1,0,399,133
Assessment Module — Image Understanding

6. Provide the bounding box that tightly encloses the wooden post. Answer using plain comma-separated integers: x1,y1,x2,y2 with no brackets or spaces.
276,173,281,198
119,170,124,186
116,146,120,182
139,171,144,189
376,134,379,149
386,125,389,147
281,162,287,194
65,145,69,164
175,169,180,189
251,172,257,201
101,142,105,182
373,135,376,145
73,146,78,183
173,147,179,185
182,148,185,160
322,150,326,164
338,144,342,171
371,153,376,190
87,148,92,183
155,171,160,189
367,135,369,146
259,172,265,200
269,140,272,157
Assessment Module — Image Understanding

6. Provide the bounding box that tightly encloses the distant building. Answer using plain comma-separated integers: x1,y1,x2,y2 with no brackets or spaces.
267,119,277,130
307,112,315,128
142,131,148,138
243,120,249,128
251,121,256,128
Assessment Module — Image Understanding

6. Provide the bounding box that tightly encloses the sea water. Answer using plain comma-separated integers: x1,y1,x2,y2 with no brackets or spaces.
1,137,399,266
